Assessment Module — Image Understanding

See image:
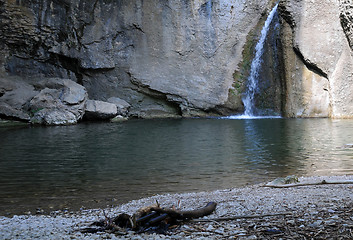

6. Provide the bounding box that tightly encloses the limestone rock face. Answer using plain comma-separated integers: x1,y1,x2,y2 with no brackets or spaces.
0,0,273,118
2,0,351,119
279,0,353,118
0,77,38,120
339,0,353,50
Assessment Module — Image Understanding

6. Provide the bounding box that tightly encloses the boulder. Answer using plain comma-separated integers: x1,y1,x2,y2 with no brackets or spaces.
30,109,77,125
0,77,88,125
28,78,87,125
32,78,87,106
107,97,131,116
84,100,118,120
110,115,128,123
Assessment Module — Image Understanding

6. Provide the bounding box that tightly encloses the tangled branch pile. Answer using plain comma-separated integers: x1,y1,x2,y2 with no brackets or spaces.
81,201,217,235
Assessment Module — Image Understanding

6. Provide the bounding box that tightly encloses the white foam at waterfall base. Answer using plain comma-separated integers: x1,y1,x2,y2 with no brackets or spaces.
222,115,282,120
242,3,279,117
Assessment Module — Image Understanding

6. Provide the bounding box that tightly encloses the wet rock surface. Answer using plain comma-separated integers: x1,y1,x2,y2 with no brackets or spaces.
1,176,352,239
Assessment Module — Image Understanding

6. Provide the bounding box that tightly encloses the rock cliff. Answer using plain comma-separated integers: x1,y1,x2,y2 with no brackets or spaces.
0,0,274,121
279,0,353,118
0,0,352,123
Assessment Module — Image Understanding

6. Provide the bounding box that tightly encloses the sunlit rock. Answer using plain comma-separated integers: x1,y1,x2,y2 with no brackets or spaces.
279,0,353,118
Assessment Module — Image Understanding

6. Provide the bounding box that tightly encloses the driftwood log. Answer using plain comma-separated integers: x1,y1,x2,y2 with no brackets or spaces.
263,179,353,188
148,201,217,219
81,201,217,234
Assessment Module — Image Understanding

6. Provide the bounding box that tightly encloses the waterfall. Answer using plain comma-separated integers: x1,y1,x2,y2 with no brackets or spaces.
242,4,279,116
206,0,212,18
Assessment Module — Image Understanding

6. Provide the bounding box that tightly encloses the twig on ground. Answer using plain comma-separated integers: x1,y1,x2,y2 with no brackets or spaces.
190,212,292,222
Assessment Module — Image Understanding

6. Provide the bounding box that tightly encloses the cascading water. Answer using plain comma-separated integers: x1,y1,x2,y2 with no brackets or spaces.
242,4,279,117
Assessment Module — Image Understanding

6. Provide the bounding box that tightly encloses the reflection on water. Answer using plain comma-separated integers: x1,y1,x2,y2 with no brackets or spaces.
0,118,353,215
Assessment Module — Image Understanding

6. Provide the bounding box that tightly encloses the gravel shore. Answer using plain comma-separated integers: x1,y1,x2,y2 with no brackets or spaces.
1,175,353,239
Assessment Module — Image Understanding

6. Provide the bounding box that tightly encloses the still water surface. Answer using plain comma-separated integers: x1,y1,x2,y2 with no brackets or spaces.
1,118,353,215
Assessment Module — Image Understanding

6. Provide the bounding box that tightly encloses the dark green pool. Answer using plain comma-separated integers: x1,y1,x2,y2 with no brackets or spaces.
1,118,352,215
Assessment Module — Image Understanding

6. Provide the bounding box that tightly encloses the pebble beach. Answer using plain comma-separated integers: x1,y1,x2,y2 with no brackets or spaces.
1,175,353,239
